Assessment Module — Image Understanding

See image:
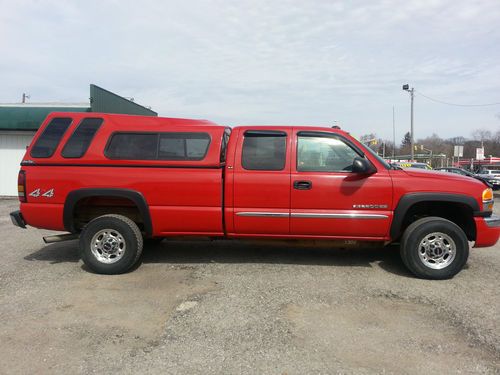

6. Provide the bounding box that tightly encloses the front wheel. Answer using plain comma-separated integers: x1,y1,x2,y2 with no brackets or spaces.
79,214,143,274
400,217,469,280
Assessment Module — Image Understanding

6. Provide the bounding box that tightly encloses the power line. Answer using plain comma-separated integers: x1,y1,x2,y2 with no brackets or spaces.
415,90,500,107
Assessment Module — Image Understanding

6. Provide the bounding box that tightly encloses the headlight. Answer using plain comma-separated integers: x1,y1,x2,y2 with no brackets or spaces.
482,188,494,211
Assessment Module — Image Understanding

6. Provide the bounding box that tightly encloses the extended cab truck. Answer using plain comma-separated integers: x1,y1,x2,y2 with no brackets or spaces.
10,113,500,279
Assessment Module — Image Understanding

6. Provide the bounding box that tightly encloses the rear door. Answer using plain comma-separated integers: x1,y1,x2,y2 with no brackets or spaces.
232,129,291,235
290,130,393,238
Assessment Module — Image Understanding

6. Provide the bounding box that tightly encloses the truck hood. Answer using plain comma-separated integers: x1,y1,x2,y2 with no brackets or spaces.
402,168,489,187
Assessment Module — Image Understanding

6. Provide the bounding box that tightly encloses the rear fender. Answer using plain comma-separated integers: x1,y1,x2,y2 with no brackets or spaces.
63,188,152,236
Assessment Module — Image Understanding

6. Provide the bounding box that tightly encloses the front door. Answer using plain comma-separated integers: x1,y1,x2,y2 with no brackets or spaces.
290,130,393,238
232,129,291,235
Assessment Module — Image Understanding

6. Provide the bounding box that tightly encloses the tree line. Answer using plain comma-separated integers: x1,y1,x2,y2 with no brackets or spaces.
360,128,500,166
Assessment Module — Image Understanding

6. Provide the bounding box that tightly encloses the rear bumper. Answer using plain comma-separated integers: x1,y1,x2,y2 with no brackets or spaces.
10,210,26,229
474,215,500,247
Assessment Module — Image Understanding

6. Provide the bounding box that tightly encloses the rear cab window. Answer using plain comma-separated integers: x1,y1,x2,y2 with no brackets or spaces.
241,130,287,171
105,132,211,161
31,118,72,158
219,128,231,163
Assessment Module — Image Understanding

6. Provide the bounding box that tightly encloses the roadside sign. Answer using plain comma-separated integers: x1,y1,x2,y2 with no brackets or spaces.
454,145,463,157
476,147,484,160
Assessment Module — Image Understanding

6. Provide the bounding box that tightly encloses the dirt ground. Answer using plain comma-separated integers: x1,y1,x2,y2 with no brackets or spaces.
0,198,499,374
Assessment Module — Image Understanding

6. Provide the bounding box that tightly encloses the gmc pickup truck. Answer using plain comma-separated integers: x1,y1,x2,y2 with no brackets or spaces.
10,113,500,279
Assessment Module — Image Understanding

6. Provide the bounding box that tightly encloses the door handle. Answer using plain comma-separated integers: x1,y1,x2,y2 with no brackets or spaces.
293,180,312,190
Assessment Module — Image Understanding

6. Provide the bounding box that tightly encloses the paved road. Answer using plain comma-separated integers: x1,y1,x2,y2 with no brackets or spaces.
0,199,499,374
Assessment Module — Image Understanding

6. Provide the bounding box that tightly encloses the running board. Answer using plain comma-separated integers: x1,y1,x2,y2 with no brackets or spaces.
43,233,79,244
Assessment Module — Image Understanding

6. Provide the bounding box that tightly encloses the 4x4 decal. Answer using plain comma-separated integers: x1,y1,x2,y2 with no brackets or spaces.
29,189,41,197
29,188,54,198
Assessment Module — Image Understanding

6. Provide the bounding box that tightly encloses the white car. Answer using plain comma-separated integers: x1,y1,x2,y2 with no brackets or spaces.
477,170,500,189
480,169,500,176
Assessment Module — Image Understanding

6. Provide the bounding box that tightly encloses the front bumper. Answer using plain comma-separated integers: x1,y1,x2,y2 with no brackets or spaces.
484,215,500,227
474,215,500,247
10,210,26,229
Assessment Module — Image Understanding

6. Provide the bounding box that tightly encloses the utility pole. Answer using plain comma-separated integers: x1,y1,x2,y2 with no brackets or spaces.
402,84,415,161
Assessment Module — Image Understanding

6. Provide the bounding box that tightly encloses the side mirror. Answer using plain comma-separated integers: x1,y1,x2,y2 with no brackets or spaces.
352,157,376,174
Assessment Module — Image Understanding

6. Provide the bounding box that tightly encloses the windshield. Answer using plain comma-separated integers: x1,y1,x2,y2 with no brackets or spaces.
360,143,391,169
411,164,428,169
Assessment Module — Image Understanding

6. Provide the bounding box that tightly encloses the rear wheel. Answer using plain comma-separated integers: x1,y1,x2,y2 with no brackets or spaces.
400,217,469,280
79,214,143,274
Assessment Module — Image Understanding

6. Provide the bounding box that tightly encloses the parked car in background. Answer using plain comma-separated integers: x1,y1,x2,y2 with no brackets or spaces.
435,167,497,190
393,162,432,170
478,169,500,177
476,169,500,190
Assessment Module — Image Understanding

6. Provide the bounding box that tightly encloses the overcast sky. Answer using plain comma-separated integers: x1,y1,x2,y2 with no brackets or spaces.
1,0,499,142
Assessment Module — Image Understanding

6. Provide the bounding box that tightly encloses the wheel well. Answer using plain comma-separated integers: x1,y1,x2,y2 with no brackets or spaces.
72,196,144,233
399,201,476,241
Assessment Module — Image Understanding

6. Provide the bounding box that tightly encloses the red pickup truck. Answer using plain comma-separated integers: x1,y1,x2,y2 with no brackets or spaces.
10,113,500,279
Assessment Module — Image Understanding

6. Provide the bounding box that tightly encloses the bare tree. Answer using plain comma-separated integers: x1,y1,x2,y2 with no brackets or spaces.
471,129,492,142
494,130,500,143
359,133,379,151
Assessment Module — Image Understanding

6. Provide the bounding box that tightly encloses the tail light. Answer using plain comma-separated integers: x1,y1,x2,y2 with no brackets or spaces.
18,171,26,202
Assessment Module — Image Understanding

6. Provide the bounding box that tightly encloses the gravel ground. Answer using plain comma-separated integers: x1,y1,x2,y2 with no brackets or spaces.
0,198,499,374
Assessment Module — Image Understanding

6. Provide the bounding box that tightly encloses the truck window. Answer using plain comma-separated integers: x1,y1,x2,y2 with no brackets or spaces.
105,132,211,161
220,128,231,163
61,118,103,158
241,130,286,171
297,135,359,172
30,118,72,158
106,133,158,160
158,132,210,160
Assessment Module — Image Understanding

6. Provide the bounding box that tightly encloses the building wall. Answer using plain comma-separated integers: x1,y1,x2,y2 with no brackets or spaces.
0,131,35,196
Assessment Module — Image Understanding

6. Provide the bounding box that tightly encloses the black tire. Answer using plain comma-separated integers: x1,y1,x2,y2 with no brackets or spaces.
79,214,143,274
400,217,469,280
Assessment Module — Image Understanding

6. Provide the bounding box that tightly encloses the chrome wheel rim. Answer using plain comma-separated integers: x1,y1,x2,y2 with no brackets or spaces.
418,232,456,269
90,229,126,264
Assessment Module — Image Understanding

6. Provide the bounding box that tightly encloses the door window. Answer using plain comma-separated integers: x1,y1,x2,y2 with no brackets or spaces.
241,131,286,171
297,135,359,172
